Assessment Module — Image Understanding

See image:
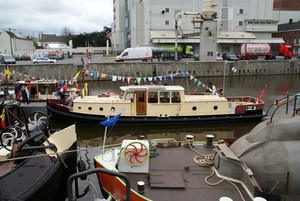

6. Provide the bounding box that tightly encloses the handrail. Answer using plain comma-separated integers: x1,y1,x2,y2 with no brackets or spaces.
67,168,131,201
265,91,300,124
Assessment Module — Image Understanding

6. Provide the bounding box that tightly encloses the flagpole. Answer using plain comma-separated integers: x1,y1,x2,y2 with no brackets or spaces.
102,100,114,156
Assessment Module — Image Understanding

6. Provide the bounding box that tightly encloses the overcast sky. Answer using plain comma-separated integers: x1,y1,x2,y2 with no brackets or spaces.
0,0,113,37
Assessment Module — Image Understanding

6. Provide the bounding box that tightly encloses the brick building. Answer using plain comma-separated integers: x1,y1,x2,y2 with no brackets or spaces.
272,0,300,56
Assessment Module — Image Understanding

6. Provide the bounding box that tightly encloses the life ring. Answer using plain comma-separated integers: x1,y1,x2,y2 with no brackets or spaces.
124,141,149,166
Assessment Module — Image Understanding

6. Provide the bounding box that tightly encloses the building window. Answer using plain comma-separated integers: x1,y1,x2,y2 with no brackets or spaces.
239,21,243,26
165,8,169,13
165,20,169,25
239,9,243,14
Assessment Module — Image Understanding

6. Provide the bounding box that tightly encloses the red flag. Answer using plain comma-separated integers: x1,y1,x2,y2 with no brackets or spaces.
257,85,267,103
0,109,6,129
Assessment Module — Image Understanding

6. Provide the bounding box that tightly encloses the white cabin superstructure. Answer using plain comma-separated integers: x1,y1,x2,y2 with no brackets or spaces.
71,85,255,117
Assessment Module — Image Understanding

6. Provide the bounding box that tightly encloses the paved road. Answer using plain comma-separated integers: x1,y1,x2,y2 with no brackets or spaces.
13,54,196,65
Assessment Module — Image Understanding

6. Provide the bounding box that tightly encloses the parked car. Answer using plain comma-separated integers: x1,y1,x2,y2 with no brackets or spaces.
0,54,16,64
32,57,57,64
44,53,59,60
222,52,238,61
20,54,31,61
193,52,223,61
161,53,182,61
297,53,300,59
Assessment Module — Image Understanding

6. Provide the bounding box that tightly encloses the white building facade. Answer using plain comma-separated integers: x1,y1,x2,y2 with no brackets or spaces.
112,0,283,55
0,31,34,55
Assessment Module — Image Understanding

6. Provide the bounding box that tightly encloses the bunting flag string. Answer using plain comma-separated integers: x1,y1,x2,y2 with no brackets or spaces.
2,68,219,95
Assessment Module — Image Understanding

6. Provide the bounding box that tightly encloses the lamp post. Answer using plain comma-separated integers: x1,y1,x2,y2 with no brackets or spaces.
223,60,236,96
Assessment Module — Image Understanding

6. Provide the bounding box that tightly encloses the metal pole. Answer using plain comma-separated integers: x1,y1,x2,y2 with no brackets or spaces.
81,57,85,89
223,61,226,96
9,28,13,55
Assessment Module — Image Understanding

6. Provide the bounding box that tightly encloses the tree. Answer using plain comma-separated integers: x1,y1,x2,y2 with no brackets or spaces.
72,26,111,48
61,26,74,36
61,26,74,45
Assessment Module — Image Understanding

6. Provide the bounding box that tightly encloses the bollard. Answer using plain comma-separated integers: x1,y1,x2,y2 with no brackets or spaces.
204,134,215,148
184,135,194,148
137,181,145,195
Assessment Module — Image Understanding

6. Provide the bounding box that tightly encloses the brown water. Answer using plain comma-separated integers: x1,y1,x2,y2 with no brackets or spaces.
51,74,300,145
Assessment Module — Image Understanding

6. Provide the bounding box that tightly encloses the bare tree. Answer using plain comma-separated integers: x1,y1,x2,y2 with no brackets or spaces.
61,26,74,36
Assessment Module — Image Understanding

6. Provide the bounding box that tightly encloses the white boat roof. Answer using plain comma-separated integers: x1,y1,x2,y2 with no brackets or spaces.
15,80,58,85
120,85,185,91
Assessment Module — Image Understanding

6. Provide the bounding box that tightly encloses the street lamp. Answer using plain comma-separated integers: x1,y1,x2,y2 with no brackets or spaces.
223,60,237,96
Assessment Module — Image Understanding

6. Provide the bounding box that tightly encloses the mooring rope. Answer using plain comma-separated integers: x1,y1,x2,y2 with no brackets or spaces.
185,137,246,201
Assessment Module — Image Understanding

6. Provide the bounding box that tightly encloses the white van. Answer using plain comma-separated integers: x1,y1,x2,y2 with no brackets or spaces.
115,47,153,62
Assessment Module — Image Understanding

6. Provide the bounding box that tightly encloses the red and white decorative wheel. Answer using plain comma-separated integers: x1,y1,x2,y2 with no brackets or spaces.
124,142,149,166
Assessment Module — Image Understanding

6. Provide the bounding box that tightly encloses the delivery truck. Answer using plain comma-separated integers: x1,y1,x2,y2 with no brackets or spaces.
239,43,292,60
137,44,193,58
115,47,153,62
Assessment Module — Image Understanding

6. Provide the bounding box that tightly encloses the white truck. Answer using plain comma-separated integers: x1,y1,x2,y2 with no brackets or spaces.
115,47,153,62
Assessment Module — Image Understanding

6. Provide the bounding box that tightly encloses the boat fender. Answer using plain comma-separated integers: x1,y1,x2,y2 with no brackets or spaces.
77,160,87,180
84,83,89,96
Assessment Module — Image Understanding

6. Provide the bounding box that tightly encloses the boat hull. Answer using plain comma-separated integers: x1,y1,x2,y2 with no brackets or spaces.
0,142,77,201
47,103,264,125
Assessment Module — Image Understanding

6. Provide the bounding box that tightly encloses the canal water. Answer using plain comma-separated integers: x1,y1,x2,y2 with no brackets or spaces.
59,74,300,200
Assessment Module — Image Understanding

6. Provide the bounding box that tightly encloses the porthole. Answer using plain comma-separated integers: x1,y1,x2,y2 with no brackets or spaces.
213,106,218,110
88,107,92,110
192,106,197,111
99,107,103,111
78,107,81,109
111,107,116,111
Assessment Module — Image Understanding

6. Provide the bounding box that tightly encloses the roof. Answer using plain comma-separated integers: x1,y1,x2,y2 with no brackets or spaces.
120,85,185,91
218,31,256,39
45,44,69,49
5,31,31,40
218,38,285,44
41,34,67,43
278,21,300,32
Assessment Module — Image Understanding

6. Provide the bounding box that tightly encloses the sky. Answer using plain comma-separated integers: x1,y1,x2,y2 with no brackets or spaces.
0,0,113,37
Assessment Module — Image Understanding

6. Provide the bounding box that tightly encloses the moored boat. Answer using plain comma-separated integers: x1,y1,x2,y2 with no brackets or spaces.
47,85,265,125
0,111,78,201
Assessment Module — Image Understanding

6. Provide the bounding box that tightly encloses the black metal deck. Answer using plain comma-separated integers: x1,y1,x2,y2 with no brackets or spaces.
125,143,252,201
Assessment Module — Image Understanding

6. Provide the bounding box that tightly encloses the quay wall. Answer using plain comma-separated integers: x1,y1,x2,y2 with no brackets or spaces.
1,60,300,84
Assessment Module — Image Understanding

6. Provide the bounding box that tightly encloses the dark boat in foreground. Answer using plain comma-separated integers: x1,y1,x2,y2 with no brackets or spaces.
0,110,77,201
47,85,265,125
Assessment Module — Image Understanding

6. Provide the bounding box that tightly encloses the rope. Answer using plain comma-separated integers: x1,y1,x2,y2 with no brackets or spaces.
0,143,122,163
185,139,246,201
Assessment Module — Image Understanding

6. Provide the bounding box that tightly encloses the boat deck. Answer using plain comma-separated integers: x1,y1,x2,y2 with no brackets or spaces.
123,143,252,201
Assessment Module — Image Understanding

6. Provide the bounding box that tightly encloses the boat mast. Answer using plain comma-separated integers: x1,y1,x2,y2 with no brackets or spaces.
81,57,85,89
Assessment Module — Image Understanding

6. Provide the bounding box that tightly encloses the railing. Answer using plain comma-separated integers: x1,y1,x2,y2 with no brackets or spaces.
264,90,300,124
67,168,131,201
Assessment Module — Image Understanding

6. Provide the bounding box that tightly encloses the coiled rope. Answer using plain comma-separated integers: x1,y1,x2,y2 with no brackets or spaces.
185,137,246,201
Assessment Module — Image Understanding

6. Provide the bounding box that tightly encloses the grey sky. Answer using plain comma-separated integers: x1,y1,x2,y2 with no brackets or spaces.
0,0,113,36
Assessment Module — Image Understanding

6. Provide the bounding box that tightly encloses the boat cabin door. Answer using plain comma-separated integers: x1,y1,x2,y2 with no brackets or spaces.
136,91,146,115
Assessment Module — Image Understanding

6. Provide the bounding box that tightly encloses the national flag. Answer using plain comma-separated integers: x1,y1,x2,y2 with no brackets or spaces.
99,113,122,127
0,109,6,129
4,69,13,75
75,70,81,78
257,85,267,103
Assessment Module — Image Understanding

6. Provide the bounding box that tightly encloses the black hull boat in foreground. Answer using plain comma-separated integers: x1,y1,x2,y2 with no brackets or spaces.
47,85,265,125
0,109,77,201
67,90,299,201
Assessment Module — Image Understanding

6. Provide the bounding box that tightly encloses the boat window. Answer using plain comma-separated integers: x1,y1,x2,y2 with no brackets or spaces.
160,92,170,103
171,91,181,103
125,92,134,100
119,90,125,99
148,92,158,103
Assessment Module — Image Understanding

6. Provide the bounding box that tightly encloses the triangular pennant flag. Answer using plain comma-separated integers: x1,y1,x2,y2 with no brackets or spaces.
153,77,157,82
180,71,186,77
89,71,94,77
126,77,132,85
157,76,163,80
194,78,198,83
168,74,174,81
136,77,142,85
163,75,167,81
143,77,147,83
190,75,194,80
147,77,153,81
112,75,117,81
97,72,100,78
